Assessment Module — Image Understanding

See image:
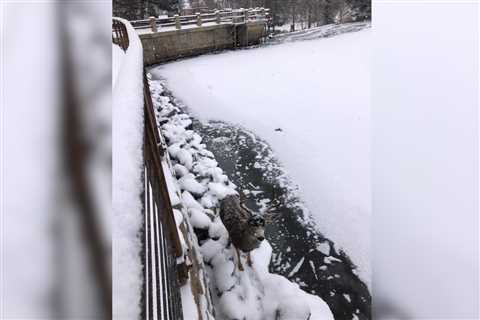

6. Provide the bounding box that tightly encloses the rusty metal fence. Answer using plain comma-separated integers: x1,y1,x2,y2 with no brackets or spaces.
112,19,186,320
143,71,186,320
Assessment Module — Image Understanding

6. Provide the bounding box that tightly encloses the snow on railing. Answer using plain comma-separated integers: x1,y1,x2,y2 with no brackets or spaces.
130,7,270,32
112,18,186,320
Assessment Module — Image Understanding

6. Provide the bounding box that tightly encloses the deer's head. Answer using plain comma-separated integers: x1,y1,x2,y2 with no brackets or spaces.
247,214,266,242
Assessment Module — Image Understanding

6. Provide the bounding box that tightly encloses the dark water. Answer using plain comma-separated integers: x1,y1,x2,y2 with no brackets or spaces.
193,120,371,320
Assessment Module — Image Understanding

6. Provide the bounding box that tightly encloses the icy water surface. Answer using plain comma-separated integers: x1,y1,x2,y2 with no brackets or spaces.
194,120,371,320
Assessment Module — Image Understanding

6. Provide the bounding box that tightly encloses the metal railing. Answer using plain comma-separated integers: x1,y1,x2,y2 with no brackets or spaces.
112,19,129,50
143,72,185,320
112,19,186,320
131,7,270,32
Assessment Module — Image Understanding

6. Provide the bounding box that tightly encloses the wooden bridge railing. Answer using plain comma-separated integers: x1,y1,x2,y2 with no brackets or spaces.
112,19,186,320
131,7,270,32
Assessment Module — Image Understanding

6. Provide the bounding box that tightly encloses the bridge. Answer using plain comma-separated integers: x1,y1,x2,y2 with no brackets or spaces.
130,8,270,65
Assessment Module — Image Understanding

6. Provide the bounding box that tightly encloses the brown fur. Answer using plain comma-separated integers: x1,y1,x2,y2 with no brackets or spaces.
220,194,265,271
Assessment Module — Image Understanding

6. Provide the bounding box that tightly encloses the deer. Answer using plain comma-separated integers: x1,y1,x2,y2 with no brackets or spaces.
219,193,279,271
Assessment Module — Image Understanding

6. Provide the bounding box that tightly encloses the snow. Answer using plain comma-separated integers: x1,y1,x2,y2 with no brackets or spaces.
112,18,144,319
252,242,333,320
179,173,208,196
152,27,371,284
207,182,237,200
373,2,479,319
189,208,212,229
288,257,305,277
275,22,305,32
271,22,368,45
182,190,204,211
180,280,199,320
112,44,124,87
174,163,190,177
176,148,194,169
149,78,334,320
316,242,330,256
324,256,341,264
163,161,182,206
135,21,235,35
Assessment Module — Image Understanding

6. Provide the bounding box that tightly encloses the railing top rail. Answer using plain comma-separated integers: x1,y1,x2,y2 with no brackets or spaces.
131,7,270,31
112,19,129,51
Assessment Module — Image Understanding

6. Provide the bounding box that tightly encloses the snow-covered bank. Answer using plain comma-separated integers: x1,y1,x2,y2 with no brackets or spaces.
270,21,369,44
112,18,144,319
149,77,334,320
152,27,371,284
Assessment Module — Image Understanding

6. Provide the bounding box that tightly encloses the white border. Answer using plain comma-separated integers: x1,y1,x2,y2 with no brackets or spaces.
0,1,5,318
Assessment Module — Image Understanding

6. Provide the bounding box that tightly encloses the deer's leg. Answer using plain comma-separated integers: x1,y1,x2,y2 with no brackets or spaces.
247,252,252,267
236,247,244,271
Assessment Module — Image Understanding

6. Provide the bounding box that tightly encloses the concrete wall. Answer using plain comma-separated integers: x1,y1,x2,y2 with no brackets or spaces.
238,21,267,46
140,22,266,65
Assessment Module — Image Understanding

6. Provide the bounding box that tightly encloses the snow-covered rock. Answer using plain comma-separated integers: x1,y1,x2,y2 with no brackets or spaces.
178,173,208,196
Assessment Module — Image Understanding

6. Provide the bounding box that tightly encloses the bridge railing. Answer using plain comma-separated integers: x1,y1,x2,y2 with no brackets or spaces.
131,7,270,32
112,18,187,320
112,19,129,50
143,71,185,320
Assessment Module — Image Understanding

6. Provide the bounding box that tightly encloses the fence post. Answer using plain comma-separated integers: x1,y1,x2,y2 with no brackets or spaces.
196,13,202,26
243,9,248,23
149,16,157,32
216,10,221,24
175,14,181,30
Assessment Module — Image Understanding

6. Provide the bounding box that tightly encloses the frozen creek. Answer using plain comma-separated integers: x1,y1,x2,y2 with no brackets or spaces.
154,82,371,320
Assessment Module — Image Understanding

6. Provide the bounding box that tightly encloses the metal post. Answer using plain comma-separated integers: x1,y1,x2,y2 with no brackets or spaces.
175,14,181,29
216,10,221,24
149,16,157,32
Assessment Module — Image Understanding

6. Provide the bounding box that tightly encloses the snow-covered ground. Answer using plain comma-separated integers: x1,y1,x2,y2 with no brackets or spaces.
151,26,371,284
269,22,369,44
373,2,479,318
